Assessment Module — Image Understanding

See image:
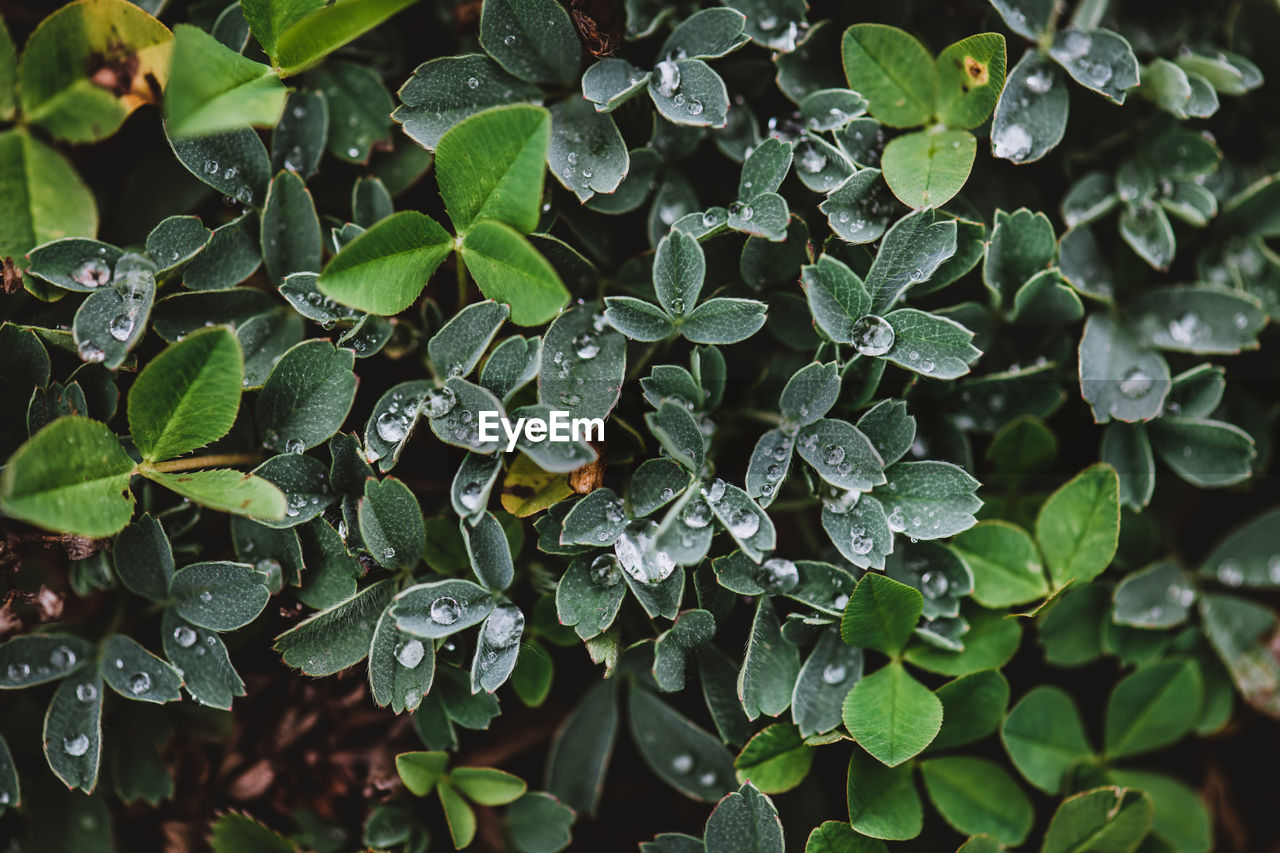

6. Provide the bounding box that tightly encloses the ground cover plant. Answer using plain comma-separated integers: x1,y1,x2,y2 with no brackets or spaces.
1,0,1280,850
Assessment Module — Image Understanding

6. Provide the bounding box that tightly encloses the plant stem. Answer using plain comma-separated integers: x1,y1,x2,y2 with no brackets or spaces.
456,256,468,308
1069,0,1109,31
142,452,264,474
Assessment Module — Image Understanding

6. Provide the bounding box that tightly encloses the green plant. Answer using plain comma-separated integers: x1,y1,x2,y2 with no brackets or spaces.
2,0,1280,850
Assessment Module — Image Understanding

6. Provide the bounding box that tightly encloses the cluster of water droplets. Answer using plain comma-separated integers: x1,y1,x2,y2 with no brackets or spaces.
202,158,254,205
1117,367,1155,399
756,557,799,592
5,644,79,685
376,389,425,445
614,518,677,584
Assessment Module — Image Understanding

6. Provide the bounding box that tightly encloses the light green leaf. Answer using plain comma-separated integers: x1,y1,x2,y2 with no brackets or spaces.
437,104,550,234
1000,686,1092,794
272,0,417,76
395,750,448,795
18,0,173,143
840,573,922,654
951,521,1049,607
932,670,1008,750
451,765,527,805
128,327,242,463
845,748,922,840
0,129,98,259
881,130,975,209
842,662,941,766
1035,463,1120,587
164,24,285,138
935,34,1006,129
1104,659,1202,759
841,24,936,128
919,757,1033,846
1041,786,1154,853
318,211,452,315
0,416,134,537
461,220,569,326
145,469,288,521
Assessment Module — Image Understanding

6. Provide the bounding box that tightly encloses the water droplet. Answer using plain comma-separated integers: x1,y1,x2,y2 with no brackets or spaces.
77,341,106,363
1026,69,1054,93
285,438,305,454
672,753,694,774
431,596,461,625
173,626,198,648
614,519,677,584
72,260,111,288
377,411,410,443
758,558,799,592
850,527,874,555
50,645,76,669
129,672,152,695
459,481,484,512
199,590,213,603
920,571,949,599
591,554,623,587
993,123,1033,162
687,98,703,116
887,508,906,531
851,315,895,356
697,770,717,787
467,76,480,89
63,734,90,756
486,606,525,648
728,508,760,540
798,143,828,174
703,479,727,504
1218,559,1245,588
1118,368,1154,399
822,663,847,685
655,59,681,98
424,386,458,418
76,683,98,702
729,200,754,222
203,159,220,175
573,332,601,359
7,662,30,681
682,498,712,529
823,444,846,467
503,34,516,45
396,639,425,668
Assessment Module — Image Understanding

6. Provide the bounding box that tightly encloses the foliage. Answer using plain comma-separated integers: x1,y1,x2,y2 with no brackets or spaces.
0,0,1278,850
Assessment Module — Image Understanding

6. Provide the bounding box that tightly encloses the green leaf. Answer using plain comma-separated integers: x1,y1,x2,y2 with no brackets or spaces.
653,228,705,316
581,58,650,112
145,216,212,275
846,748,922,840
43,664,103,791
556,554,627,640
260,170,321,284
804,821,887,853
168,127,271,206
114,514,174,602
1108,770,1210,853
865,210,958,312
547,679,619,814
799,89,868,133
437,104,550,234
548,96,628,202
274,578,395,675
991,51,1068,164
461,220,570,326
450,766,527,805
842,662,941,766
255,340,357,451
604,296,677,341
1000,686,1092,794
739,137,794,199
1113,561,1196,629
1101,422,1156,510
1129,285,1266,354
161,610,244,709
984,208,1056,308
479,0,580,87
396,750,448,795
0,130,98,259
1079,314,1171,423
0,732,18,812
369,607,435,713
145,468,287,521
800,255,872,344
463,511,515,591
874,460,981,541
904,605,1021,676
951,521,1049,607
165,25,285,137
395,54,543,151
0,416,134,537
307,61,392,163
792,629,863,738
251,452,332,528
631,683,735,801
1041,786,1154,853
1200,506,1280,590
1118,204,1175,271
0,634,94,689
318,211,452,315
704,782,784,853
209,812,299,853
932,670,1008,750
71,253,155,370
1105,658,1202,759
440,780,478,848
734,723,813,794
18,0,173,143
0,17,15,121
648,59,731,129
271,0,417,76
538,302,626,421
882,308,980,379
662,7,748,60
1035,463,1120,587
506,793,575,853
1048,28,1139,104
1150,417,1255,488
679,298,768,345
935,34,1006,128
881,130,975,209
919,757,1033,846
101,634,183,703
392,578,494,638
127,327,242,463
359,476,424,571
840,573,922,654
169,561,269,631
841,24,936,128
272,90,327,179
181,214,263,290
738,597,801,720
